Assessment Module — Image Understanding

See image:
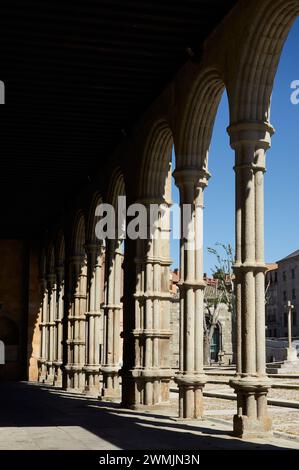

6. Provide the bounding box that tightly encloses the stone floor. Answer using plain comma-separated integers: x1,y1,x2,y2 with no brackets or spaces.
0,382,298,450
204,382,299,436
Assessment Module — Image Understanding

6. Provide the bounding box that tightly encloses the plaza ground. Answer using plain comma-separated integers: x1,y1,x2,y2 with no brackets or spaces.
0,381,299,450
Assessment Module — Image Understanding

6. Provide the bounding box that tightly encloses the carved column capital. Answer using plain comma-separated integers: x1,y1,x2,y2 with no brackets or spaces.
173,167,211,191
227,121,275,151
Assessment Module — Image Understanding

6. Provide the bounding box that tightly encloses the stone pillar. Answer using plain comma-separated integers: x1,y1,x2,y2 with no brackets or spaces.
84,243,105,396
53,266,64,386
173,168,209,419
38,277,48,382
228,121,274,437
128,199,173,408
45,273,56,384
101,239,123,401
65,256,87,391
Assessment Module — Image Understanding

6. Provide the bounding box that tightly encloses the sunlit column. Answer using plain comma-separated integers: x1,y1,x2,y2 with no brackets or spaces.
173,168,209,419
38,277,48,382
228,121,274,437
101,239,123,401
84,243,105,395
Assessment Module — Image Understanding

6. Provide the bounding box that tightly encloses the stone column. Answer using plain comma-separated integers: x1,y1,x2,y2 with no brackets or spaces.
45,273,56,384
84,243,105,396
228,121,274,437
53,266,64,386
65,255,87,391
38,277,48,382
128,199,172,408
173,168,209,419
101,239,123,401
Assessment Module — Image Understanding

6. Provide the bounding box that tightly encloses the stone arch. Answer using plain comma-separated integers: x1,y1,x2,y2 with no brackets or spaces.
86,192,102,245
228,0,299,122
55,230,65,268
0,315,19,371
138,118,173,201
46,242,55,277
0,316,19,346
71,211,86,258
107,167,126,206
174,67,225,170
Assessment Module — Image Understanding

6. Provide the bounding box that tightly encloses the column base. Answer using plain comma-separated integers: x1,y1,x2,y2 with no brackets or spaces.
233,414,272,438
53,364,63,387
121,369,172,408
99,389,121,403
64,365,85,391
45,375,55,385
175,374,206,419
100,366,121,402
83,368,101,397
284,347,298,362
230,376,272,438
45,363,55,385
38,361,47,383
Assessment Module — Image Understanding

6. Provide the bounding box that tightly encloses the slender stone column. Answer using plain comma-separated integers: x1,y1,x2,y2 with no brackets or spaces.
228,121,274,437
53,266,64,386
101,239,123,401
65,255,87,391
45,273,56,384
38,277,48,382
84,243,105,395
173,168,209,419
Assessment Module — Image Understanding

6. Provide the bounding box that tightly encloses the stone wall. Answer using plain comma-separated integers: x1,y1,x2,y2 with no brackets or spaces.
0,240,26,380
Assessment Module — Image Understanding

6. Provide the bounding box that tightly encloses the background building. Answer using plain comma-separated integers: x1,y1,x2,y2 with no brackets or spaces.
266,250,299,338
169,270,235,366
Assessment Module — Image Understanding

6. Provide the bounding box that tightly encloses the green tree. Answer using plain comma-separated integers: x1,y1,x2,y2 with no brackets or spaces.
204,243,234,366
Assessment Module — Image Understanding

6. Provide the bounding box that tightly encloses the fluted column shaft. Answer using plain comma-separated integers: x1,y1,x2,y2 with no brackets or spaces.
53,266,64,386
101,239,123,401
84,243,105,395
228,121,274,437
127,199,172,408
45,273,56,384
65,256,87,391
173,168,209,419
38,278,48,382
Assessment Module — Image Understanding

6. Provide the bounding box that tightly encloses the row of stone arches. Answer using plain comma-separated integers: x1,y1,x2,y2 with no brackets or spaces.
35,0,299,438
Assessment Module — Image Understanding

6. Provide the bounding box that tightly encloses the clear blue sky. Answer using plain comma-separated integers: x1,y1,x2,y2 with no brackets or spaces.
171,17,299,274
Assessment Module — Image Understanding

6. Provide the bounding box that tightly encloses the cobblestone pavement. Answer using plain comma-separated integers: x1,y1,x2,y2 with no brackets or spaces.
203,382,299,436
0,382,298,450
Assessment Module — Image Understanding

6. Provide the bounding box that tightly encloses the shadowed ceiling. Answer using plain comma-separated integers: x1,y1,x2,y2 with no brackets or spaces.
0,0,237,237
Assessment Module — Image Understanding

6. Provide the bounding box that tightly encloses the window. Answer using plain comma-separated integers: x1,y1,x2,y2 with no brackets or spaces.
283,291,287,302
292,268,296,280
283,271,287,282
292,289,296,300
274,328,277,337
275,272,278,283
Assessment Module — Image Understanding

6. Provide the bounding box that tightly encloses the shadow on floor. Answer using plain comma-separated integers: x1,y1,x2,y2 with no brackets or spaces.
0,381,293,450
